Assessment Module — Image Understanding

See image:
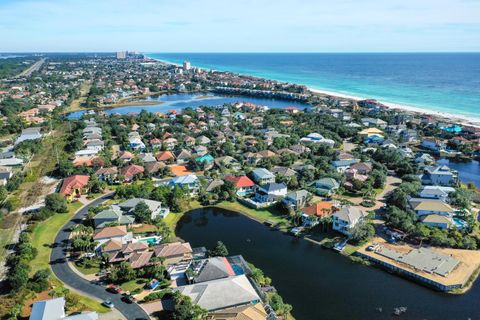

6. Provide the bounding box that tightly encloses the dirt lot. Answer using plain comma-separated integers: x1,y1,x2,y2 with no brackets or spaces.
358,236,480,288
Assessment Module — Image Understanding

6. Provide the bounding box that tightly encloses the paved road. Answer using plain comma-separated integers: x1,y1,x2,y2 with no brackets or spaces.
50,194,150,320
15,58,45,78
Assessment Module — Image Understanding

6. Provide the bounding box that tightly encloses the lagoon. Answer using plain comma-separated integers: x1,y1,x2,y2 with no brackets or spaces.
67,92,310,119
177,207,480,320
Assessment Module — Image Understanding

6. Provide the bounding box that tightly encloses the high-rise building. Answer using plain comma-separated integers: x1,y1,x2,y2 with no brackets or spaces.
116,51,127,59
183,60,191,71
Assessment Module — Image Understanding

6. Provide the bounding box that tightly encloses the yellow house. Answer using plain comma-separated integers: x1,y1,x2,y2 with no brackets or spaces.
358,127,384,138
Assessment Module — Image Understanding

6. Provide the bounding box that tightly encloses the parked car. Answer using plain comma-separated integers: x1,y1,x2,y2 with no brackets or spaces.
146,279,159,290
102,300,114,309
122,294,136,304
107,284,123,294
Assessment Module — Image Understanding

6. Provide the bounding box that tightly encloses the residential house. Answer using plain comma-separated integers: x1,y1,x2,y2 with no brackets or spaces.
421,138,444,152
95,167,118,184
145,161,166,176
176,149,192,164
421,214,454,230
191,256,236,284
332,159,358,173
119,198,169,220
361,117,387,128
301,201,336,226
92,206,135,228
138,153,157,163
118,151,134,162
15,127,42,145
419,166,458,186
177,275,260,312
408,198,455,217
121,164,144,182
282,190,310,210
251,168,275,185
254,183,287,204
59,175,90,201
0,167,13,186
30,297,98,320
358,127,384,138
332,206,368,236
415,153,436,166
169,174,200,193
419,186,456,201
93,225,132,248
299,133,335,147
154,241,193,265
207,303,268,320
271,166,298,179
312,178,340,196
215,156,241,171
156,151,175,162
224,175,256,196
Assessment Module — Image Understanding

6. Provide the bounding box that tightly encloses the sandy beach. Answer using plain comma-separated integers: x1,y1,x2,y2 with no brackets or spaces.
309,87,480,127
148,56,480,127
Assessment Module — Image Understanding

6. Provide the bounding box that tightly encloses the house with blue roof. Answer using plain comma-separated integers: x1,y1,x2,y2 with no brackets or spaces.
251,168,275,185
168,174,200,193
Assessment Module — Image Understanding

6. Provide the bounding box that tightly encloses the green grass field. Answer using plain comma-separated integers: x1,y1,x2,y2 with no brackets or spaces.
30,201,83,275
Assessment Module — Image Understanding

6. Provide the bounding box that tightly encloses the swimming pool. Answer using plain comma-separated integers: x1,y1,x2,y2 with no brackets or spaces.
136,236,161,245
453,217,468,230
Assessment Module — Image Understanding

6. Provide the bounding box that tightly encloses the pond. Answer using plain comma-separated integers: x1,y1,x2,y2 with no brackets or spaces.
176,207,480,320
438,158,480,188
67,92,311,119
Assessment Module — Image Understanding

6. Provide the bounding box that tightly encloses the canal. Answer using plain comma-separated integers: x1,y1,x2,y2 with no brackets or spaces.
177,208,480,320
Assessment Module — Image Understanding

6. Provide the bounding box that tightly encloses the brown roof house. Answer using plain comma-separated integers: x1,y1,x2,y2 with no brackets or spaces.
154,242,193,265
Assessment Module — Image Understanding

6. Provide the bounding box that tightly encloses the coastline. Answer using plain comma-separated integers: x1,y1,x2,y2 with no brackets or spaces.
146,54,480,127
308,88,480,127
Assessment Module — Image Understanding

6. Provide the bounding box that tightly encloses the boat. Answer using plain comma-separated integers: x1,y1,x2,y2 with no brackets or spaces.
393,307,407,316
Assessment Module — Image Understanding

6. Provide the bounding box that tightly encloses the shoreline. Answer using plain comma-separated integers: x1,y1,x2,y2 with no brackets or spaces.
308,88,480,127
146,54,480,127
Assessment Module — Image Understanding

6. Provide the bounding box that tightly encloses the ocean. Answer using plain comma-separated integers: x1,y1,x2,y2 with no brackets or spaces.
147,53,480,119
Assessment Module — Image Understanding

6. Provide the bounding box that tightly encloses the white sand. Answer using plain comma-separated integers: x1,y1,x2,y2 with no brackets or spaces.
309,88,480,127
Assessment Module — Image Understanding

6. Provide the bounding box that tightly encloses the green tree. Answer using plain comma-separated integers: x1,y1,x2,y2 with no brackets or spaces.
209,241,229,257
134,201,152,223
170,291,208,320
108,262,136,283
349,221,375,244
45,193,68,213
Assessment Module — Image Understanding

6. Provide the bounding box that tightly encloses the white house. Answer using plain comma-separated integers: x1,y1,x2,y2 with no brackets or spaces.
119,198,170,219
254,183,287,203
419,166,458,186
300,133,335,147
332,206,368,236
408,198,455,217
251,168,275,185
418,186,456,202
93,225,132,248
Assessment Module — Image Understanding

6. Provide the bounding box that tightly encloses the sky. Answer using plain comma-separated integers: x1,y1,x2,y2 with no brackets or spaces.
0,0,479,52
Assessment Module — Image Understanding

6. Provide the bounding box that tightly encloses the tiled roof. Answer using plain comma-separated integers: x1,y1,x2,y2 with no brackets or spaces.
59,175,90,196
93,225,127,240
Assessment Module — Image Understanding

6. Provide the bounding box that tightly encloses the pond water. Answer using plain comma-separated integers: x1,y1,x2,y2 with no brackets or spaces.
438,158,480,188
67,92,311,119
176,207,480,320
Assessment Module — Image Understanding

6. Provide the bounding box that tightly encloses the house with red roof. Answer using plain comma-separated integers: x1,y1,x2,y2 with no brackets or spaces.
155,151,175,162
59,175,90,201
120,164,144,182
224,175,256,196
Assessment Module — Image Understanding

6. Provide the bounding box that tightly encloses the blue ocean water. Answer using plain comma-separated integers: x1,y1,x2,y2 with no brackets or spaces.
147,53,480,118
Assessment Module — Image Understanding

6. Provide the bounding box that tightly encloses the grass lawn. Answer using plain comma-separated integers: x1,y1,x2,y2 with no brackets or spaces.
74,259,102,275
120,279,147,293
164,200,202,231
30,201,84,275
214,201,290,228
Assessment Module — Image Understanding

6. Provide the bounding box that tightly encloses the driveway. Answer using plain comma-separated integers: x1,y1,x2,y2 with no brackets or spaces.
50,193,150,320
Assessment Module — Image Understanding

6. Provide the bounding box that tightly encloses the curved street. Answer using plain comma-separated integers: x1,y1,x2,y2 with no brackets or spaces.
50,193,150,320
